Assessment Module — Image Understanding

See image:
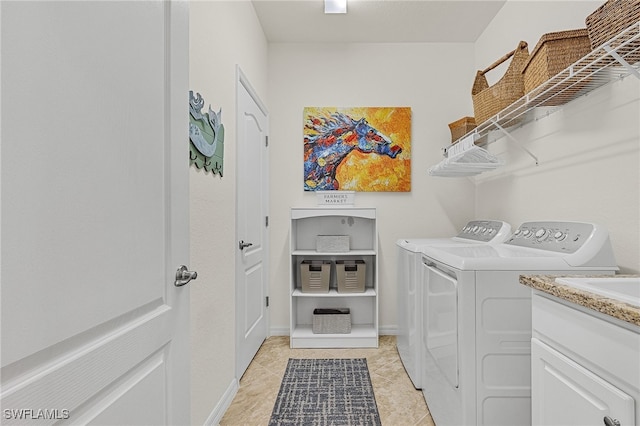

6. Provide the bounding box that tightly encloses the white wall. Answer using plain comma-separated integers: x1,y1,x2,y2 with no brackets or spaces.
267,43,477,334
189,1,268,424
474,0,640,273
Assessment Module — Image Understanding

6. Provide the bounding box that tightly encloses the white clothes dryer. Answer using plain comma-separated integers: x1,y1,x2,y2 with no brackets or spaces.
420,221,619,426
396,220,511,389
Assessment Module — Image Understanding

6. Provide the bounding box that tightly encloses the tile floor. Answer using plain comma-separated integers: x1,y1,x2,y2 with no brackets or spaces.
220,335,435,425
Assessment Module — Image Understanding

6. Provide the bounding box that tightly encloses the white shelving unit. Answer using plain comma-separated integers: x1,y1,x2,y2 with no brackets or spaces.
289,207,378,348
430,22,640,177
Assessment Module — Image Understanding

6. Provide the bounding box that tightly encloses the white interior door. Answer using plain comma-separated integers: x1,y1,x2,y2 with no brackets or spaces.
0,1,190,424
235,67,269,379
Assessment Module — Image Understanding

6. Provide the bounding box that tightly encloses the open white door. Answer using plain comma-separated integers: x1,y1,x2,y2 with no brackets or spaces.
0,1,190,424
235,68,269,379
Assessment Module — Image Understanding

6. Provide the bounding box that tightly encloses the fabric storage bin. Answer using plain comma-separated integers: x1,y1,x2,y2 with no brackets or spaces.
300,260,331,293
586,0,640,50
447,117,476,143
472,41,529,124
336,260,366,293
312,308,351,334
316,235,349,253
522,29,592,106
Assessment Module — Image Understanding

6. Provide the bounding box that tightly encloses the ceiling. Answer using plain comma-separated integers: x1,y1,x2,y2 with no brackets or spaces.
251,0,507,43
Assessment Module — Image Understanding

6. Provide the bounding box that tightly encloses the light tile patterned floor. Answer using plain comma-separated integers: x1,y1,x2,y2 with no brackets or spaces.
220,335,435,425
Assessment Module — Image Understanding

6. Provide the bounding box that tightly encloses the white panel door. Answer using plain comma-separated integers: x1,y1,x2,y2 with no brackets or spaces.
0,1,190,424
235,68,269,379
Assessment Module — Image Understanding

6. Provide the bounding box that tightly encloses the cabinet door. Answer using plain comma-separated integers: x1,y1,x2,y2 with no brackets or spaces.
532,338,635,426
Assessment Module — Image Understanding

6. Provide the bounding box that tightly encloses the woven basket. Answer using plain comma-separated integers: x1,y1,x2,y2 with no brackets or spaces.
586,0,640,50
522,29,592,106
472,41,529,125
447,116,476,142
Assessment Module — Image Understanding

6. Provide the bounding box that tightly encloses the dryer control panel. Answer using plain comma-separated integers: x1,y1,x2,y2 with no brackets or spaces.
505,221,596,253
455,220,511,243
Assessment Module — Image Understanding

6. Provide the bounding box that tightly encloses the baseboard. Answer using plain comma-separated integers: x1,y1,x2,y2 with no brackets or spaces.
269,326,398,336
203,377,238,426
269,326,290,336
379,325,398,336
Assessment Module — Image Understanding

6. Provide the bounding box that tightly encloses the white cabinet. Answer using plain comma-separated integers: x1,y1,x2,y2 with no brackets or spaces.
532,339,634,426
289,207,378,348
531,293,640,426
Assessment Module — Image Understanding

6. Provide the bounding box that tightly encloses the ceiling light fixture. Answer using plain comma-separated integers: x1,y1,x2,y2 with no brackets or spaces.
324,0,347,14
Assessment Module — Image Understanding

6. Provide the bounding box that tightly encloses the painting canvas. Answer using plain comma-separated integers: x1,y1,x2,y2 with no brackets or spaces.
303,107,411,192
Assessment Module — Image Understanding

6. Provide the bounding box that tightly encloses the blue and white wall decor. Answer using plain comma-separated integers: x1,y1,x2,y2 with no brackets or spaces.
189,91,224,177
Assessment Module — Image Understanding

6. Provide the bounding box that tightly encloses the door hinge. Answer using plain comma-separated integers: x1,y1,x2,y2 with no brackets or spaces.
266,296,269,307
265,216,269,227
265,135,269,147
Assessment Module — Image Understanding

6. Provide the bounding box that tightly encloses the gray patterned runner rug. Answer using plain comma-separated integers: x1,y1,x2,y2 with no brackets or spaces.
269,358,382,425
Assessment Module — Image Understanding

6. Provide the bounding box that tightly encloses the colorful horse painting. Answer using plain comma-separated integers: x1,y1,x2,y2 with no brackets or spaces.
304,111,404,191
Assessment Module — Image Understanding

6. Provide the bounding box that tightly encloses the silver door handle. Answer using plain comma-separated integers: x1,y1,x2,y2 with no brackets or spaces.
604,416,621,426
239,240,253,250
175,265,197,287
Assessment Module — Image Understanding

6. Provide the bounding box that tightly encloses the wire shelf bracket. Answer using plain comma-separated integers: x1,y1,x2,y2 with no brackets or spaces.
603,42,640,79
490,119,539,166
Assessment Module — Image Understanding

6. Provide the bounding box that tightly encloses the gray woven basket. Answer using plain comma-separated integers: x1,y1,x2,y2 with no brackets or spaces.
312,308,351,334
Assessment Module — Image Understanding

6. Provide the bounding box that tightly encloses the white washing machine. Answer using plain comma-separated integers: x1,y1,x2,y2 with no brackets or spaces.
420,221,619,426
396,220,511,389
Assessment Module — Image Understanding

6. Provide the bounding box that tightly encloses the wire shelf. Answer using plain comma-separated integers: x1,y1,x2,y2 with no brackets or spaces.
431,22,640,177
429,133,504,177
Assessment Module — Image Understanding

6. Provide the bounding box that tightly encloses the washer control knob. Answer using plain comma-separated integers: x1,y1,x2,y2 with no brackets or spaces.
522,229,532,237
472,226,479,233
535,228,550,241
554,231,566,241
514,229,522,237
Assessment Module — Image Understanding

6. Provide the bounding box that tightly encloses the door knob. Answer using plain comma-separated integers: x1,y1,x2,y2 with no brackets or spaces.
175,265,197,287
239,240,254,250
604,416,621,426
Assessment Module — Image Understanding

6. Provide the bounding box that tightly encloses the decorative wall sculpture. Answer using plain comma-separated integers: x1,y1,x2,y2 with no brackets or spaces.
303,107,411,192
189,91,224,177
